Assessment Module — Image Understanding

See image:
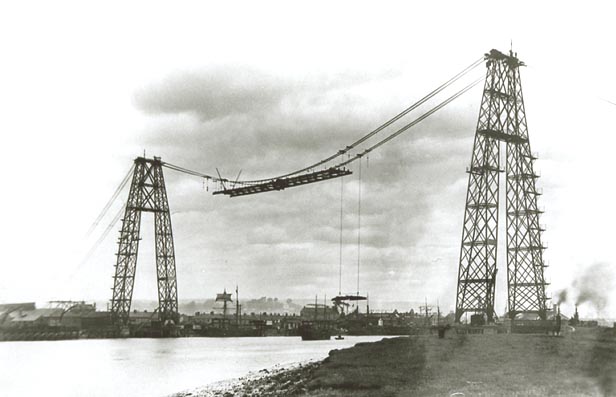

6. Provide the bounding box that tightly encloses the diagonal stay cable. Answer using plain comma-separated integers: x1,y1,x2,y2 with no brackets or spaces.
162,162,226,182
86,163,135,237
78,203,125,274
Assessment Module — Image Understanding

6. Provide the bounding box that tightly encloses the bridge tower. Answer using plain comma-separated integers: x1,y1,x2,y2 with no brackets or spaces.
110,156,179,326
455,49,548,323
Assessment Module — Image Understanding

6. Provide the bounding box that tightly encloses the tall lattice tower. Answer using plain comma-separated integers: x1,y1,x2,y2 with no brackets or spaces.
110,156,179,326
455,49,548,323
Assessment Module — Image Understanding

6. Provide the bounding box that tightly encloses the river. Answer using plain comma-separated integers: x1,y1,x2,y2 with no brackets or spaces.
0,335,389,397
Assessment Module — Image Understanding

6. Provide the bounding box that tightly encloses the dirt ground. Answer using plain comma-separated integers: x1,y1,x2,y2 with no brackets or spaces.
175,326,616,397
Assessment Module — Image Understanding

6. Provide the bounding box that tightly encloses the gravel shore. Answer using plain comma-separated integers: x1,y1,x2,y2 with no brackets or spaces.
170,360,320,397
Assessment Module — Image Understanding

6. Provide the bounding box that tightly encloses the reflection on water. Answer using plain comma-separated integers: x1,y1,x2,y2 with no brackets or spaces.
0,336,388,397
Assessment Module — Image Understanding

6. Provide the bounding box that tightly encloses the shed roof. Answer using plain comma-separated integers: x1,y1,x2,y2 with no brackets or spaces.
0,302,36,315
9,308,64,322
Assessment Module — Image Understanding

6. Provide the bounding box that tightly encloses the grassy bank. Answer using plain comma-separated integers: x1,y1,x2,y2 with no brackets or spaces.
177,327,616,396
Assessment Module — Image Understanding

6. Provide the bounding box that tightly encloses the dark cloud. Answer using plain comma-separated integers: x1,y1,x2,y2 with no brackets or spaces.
134,67,288,121
131,65,484,303
134,66,399,122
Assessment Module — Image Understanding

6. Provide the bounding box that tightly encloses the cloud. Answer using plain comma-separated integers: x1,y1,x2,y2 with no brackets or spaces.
134,66,399,122
130,65,485,303
134,67,288,121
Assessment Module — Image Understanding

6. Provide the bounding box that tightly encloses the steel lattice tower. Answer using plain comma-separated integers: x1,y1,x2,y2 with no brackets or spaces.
110,157,179,326
455,49,548,323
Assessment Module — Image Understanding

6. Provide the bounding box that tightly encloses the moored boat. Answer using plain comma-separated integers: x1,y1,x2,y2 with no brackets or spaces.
299,321,330,340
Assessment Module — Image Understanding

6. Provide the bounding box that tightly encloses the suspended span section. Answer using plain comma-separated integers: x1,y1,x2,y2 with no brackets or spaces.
213,167,352,197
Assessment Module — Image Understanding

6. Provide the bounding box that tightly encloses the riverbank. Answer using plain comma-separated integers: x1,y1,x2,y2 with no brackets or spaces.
171,361,320,397
175,327,616,396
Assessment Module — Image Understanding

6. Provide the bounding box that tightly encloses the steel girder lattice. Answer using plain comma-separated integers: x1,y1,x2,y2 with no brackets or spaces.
455,49,548,323
110,157,179,326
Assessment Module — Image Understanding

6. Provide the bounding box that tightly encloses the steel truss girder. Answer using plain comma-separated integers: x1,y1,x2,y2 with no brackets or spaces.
110,157,179,326
455,50,548,323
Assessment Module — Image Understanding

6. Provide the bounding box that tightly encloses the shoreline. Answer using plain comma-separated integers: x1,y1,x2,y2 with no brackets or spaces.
171,328,616,396
170,359,321,397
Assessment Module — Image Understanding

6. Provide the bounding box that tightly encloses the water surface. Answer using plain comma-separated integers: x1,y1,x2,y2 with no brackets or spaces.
0,335,388,397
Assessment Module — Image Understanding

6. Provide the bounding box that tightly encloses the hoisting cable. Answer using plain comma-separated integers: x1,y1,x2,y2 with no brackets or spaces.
86,163,135,237
338,168,344,296
356,157,362,296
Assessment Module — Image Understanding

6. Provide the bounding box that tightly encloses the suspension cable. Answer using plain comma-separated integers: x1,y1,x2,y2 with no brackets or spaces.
349,57,484,149
336,76,485,168
160,61,485,188
233,57,484,184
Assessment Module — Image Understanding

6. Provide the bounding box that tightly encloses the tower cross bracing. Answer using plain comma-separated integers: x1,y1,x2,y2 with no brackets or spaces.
110,156,179,326
455,49,548,323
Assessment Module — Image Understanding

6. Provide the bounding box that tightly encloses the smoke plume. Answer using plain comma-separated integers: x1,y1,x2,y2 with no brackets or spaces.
554,289,568,305
572,263,614,313
554,262,615,315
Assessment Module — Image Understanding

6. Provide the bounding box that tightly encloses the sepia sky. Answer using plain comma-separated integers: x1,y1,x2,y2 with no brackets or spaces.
0,1,614,318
